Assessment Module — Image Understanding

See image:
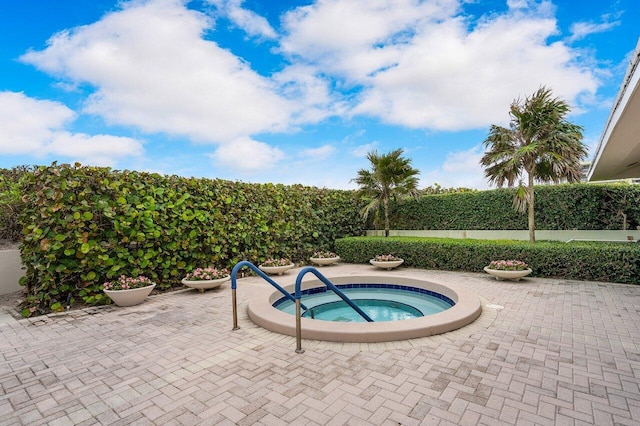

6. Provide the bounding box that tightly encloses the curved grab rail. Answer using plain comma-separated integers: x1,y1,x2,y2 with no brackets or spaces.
230,260,307,330
294,267,373,322
294,266,374,353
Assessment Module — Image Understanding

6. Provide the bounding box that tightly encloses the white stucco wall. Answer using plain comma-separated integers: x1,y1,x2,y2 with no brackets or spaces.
0,250,23,295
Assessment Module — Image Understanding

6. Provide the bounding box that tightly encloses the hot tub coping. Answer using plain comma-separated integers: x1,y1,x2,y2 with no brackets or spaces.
247,275,482,343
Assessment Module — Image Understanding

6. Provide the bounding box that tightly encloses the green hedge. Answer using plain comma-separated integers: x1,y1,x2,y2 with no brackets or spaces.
387,183,640,230
19,163,364,315
336,236,640,284
0,166,33,242
15,163,640,315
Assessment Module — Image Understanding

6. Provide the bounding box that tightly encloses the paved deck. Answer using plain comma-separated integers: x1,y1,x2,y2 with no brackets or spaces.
0,264,639,425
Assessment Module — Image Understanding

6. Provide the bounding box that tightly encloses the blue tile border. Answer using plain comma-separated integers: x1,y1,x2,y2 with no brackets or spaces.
273,283,455,308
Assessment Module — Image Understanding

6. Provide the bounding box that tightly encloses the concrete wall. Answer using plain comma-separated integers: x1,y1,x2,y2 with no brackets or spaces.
365,229,640,242
0,250,23,295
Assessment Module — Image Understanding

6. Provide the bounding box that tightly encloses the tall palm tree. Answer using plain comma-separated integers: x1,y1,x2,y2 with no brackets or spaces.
480,86,587,243
353,149,420,237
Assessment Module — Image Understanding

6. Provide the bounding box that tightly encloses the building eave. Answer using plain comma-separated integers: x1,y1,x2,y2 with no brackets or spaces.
588,38,640,181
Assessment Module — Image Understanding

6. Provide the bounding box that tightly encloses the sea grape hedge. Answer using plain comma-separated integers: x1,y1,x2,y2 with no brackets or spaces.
19,163,364,316
386,183,640,231
336,236,640,284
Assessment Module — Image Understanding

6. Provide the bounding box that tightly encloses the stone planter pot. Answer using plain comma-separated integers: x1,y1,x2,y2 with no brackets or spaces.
483,267,532,281
309,256,340,266
181,276,229,292
370,259,404,270
259,264,294,275
104,283,156,307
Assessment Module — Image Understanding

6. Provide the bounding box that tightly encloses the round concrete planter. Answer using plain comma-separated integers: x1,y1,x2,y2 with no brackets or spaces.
259,264,294,275
181,276,229,292
483,267,532,281
309,256,340,266
370,259,404,270
104,283,156,307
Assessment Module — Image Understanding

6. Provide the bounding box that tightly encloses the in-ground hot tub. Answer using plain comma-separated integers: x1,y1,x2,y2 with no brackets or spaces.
247,275,482,343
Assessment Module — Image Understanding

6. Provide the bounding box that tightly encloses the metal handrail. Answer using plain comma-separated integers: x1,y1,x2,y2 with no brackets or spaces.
230,260,307,331
294,266,374,353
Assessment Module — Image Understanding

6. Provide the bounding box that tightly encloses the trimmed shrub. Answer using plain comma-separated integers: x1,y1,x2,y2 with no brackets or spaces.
336,236,640,284
0,166,34,242
19,163,364,315
387,183,640,231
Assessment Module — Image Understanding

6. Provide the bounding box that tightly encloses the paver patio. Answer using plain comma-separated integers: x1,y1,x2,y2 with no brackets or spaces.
0,264,639,425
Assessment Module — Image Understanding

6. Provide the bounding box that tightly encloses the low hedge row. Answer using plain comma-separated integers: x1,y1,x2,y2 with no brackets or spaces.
336,237,640,284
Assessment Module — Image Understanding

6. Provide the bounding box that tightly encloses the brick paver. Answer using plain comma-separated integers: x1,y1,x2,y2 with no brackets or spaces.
1,264,639,425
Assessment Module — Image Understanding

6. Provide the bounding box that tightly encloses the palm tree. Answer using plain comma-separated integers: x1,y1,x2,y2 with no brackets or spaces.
353,149,420,237
480,86,587,243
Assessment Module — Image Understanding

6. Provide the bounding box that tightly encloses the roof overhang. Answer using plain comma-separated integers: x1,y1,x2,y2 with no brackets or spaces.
588,38,640,181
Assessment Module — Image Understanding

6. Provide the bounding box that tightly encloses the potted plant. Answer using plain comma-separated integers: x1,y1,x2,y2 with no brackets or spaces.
309,250,340,266
370,254,404,270
181,267,230,292
484,260,532,281
103,275,156,307
259,258,294,275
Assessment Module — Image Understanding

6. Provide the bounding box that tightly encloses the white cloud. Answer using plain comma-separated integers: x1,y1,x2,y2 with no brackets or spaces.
46,132,144,165
567,19,620,43
0,91,75,153
211,137,285,171
506,0,531,9
351,142,378,158
281,0,461,81
422,145,488,189
356,13,599,129
441,145,483,174
208,0,277,39
581,134,601,160
0,91,143,164
20,0,294,145
14,0,609,178
281,0,599,131
300,144,336,159
506,0,554,15
273,64,346,124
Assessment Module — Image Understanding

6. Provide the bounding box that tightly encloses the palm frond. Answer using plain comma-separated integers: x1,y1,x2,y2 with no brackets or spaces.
352,149,420,233
481,86,588,242
512,183,530,213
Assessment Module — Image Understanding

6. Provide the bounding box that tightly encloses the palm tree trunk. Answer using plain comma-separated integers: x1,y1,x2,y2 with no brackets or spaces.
384,196,390,237
528,173,535,243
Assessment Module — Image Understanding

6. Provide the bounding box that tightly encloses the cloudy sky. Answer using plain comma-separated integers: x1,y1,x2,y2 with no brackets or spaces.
1,0,638,189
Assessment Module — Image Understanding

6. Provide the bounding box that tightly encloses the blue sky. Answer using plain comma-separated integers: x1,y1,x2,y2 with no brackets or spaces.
1,0,638,189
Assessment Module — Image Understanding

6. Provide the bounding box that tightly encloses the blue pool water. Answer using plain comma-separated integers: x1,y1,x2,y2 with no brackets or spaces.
274,284,454,323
